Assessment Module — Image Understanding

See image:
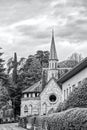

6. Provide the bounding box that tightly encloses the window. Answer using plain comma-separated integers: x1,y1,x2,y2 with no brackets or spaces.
43,103,47,115
24,105,28,113
24,94,27,98
29,93,31,98
67,88,68,98
52,63,54,68
35,93,39,97
31,93,32,97
55,63,57,68
69,87,71,93
50,63,51,68
32,93,35,98
49,94,57,103
29,104,32,115
64,90,66,100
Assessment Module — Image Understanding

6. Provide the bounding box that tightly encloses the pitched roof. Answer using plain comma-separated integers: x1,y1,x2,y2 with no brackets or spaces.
23,80,42,93
49,30,58,60
58,57,87,83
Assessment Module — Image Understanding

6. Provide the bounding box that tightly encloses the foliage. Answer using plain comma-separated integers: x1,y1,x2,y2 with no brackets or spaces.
35,50,49,67
19,116,28,128
68,53,83,62
55,102,66,112
59,60,78,68
12,52,18,84
0,48,10,107
33,108,87,130
0,85,10,107
22,57,42,86
7,53,24,117
58,60,79,77
20,51,49,87
63,78,87,110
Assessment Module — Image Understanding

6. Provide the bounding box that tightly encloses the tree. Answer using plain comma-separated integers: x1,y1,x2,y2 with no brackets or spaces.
0,48,6,82
21,51,49,87
7,52,25,117
22,57,42,86
12,52,18,84
68,53,83,63
0,48,11,107
35,50,49,68
64,78,87,110
58,60,79,78
0,84,10,107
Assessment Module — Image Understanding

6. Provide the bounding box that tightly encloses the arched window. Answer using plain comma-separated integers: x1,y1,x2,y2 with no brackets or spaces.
43,103,47,115
64,90,66,100
50,62,51,68
55,62,57,68
67,88,68,98
24,105,28,113
52,63,54,68
29,104,32,115
69,87,71,93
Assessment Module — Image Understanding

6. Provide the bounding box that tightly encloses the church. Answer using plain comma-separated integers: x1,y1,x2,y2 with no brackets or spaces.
21,31,87,117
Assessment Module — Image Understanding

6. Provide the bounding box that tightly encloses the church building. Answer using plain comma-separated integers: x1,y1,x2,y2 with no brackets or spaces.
21,31,87,117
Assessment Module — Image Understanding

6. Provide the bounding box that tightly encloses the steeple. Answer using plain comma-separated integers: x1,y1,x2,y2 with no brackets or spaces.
47,30,59,81
49,30,58,61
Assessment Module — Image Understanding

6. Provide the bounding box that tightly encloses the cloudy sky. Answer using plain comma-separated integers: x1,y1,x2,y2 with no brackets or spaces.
0,0,87,62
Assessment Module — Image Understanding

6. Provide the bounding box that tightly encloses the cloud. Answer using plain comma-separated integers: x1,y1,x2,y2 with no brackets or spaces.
0,0,87,62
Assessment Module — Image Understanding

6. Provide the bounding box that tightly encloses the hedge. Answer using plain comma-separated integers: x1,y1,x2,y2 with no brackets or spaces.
19,116,28,128
34,108,87,130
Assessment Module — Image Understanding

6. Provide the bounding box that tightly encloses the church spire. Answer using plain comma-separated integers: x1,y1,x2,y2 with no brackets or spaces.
49,29,58,61
47,30,59,81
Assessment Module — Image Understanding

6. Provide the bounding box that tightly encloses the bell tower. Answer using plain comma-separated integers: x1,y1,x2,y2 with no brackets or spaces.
47,30,59,81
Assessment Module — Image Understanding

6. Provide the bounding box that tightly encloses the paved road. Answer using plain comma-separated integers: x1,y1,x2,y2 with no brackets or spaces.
0,123,26,130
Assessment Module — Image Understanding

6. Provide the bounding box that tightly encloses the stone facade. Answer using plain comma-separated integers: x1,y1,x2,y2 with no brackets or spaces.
21,78,62,117
21,97,40,117
40,78,62,115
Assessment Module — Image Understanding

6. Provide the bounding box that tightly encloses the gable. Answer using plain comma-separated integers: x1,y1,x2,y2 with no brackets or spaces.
40,78,61,97
40,78,62,115
23,80,42,93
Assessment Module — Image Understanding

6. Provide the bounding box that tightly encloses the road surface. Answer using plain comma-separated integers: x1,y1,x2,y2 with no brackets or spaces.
0,123,26,130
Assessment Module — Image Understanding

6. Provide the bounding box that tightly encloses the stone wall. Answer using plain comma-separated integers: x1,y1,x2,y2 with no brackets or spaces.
40,79,62,115
21,98,40,117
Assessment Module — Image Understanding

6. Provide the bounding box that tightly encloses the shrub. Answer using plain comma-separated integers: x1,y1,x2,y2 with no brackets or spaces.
55,101,67,112
64,78,87,110
36,108,87,130
22,108,87,130
19,116,28,128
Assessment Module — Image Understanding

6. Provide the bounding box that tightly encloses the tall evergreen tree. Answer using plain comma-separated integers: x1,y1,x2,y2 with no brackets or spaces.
0,48,10,107
12,52,18,84
0,48,6,81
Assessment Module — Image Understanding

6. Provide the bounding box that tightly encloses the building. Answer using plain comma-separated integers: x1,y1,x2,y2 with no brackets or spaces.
21,31,87,117
58,57,87,101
